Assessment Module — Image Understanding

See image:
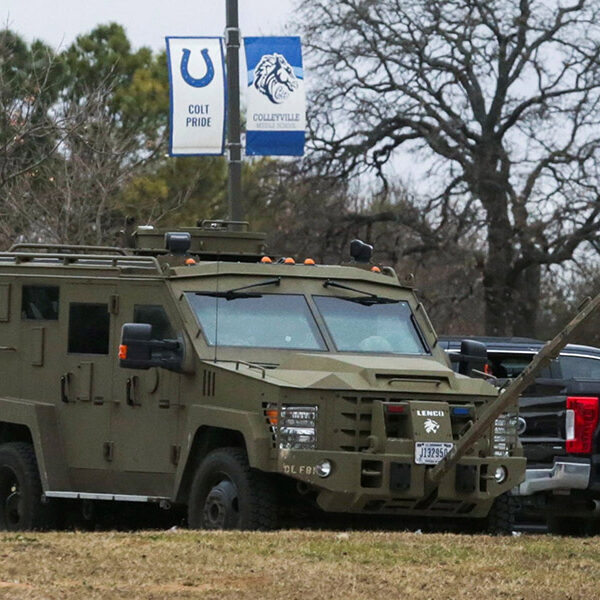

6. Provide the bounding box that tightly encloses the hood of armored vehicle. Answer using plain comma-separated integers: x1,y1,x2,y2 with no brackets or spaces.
253,353,497,397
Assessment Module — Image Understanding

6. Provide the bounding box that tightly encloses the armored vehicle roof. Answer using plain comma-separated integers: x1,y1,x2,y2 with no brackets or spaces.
1,221,411,290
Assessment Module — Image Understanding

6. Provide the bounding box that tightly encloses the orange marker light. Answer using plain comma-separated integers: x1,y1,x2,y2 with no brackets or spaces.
284,257,295,264
304,258,316,265
185,258,197,265
261,256,273,263
371,266,381,273
119,345,128,360
265,408,278,426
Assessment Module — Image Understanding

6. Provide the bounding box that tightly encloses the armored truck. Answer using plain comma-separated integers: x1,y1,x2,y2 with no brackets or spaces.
0,221,526,531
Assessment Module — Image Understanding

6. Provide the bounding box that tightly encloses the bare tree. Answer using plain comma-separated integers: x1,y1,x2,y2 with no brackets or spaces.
256,161,482,332
297,0,600,336
0,29,73,246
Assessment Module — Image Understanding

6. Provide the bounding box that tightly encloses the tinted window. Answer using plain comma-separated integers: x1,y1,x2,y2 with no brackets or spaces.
313,296,427,355
186,293,325,350
559,356,600,380
490,356,534,378
134,305,174,339
68,303,110,354
487,353,552,379
22,286,59,320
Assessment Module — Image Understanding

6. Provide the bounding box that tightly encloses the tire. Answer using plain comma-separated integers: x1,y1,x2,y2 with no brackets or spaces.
486,493,518,535
188,447,278,531
0,442,53,531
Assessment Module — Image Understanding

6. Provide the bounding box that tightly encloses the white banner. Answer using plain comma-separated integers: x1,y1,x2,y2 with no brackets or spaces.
166,37,226,156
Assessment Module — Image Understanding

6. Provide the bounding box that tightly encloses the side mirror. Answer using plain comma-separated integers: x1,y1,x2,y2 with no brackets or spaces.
350,239,373,263
454,339,487,377
119,323,184,372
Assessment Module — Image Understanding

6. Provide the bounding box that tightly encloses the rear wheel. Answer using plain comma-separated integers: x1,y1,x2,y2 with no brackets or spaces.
0,442,53,531
188,447,278,531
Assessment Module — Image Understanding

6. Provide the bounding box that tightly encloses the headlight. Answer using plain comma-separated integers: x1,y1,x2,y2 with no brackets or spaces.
492,413,518,457
277,405,318,450
316,460,332,478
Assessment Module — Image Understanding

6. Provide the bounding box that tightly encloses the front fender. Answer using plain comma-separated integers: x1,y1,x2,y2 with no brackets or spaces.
173,404,273,499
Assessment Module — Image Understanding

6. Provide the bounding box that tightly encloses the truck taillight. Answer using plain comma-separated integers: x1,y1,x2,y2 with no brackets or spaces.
566,396,599,454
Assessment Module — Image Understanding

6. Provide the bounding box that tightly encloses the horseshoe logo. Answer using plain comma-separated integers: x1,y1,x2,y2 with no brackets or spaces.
180,48,214,88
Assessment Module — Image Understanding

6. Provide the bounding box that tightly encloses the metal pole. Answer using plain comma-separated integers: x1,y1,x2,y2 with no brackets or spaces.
225,0,244,222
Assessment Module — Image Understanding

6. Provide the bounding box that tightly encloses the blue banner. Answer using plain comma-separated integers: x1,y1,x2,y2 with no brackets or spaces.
244,37,306,157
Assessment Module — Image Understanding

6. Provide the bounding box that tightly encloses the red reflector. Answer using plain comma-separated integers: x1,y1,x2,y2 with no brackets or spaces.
566,396,599,454
387,405,405,414
119,344,128,360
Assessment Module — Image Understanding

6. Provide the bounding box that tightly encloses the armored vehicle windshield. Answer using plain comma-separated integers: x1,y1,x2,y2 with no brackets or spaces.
186,293,325,350
184,288,428,356
313,296,427,355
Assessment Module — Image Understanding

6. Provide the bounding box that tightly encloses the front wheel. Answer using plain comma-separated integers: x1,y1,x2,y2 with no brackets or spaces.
486,493,519,535
188,447,278,531
0,442,53,531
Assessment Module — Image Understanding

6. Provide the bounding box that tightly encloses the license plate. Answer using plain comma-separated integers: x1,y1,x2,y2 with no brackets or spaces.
414,442,454,465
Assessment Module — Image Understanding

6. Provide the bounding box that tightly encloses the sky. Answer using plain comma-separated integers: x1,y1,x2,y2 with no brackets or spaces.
1,0,296,52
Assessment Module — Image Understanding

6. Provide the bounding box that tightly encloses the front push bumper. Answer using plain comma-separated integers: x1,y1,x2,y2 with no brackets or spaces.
513,459,591,496
277,449,526,517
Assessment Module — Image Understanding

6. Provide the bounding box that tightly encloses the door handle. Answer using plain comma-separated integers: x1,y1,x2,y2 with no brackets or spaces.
60,373,71,403
126,376,140,406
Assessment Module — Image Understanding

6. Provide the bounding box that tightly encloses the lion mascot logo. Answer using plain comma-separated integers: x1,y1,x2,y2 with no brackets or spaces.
253,53,298,104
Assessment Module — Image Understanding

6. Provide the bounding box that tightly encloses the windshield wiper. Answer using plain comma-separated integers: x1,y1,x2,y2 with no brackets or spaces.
323,279,398,305
197,277,281,300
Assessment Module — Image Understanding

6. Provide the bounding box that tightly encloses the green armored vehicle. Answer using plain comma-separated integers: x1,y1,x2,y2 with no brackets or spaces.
0,221,526,531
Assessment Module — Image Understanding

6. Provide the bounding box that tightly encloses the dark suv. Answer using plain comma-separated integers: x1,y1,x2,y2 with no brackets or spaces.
440,336,600,534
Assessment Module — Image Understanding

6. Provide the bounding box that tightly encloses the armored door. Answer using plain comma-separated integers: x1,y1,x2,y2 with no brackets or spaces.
109,283,181,497
0,281,19,399
58,283,117,492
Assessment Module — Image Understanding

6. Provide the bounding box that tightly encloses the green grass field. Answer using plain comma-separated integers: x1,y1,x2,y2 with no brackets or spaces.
0,530,598,599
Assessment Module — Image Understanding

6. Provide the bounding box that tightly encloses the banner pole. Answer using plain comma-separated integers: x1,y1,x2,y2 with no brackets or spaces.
225,0,244,222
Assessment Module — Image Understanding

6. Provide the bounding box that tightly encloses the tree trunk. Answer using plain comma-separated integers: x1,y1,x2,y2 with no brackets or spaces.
511,263,541,337
477,157,515,337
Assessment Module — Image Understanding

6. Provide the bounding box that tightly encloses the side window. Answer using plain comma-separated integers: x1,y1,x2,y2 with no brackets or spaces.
22,285,59,320
133,305,174,339
559,356,600,380
68,303,110,354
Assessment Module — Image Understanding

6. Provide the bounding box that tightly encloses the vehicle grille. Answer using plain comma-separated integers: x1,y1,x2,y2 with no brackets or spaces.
334,396,382,451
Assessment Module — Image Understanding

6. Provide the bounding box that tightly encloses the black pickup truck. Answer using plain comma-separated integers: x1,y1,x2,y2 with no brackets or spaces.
440,336,600,534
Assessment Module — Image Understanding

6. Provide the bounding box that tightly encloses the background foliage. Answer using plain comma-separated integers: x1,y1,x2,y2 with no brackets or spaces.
2,12,600,341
